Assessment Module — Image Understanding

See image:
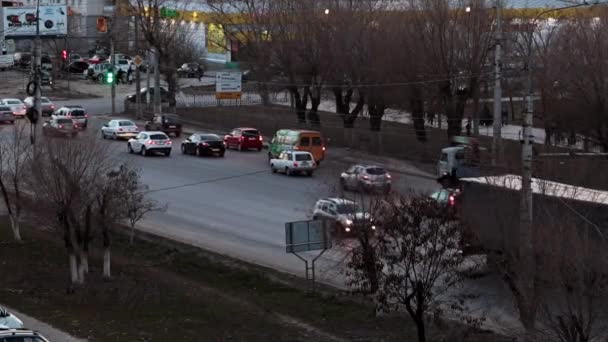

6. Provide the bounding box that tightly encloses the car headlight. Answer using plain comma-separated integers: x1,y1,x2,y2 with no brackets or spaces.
371,225,376,230
344,219,353,226
345,227,351,232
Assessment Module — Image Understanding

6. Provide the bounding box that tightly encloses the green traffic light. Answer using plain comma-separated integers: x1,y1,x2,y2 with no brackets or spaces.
106,72,114,84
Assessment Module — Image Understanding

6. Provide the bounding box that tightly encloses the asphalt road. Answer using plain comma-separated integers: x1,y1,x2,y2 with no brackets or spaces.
2,98,439,284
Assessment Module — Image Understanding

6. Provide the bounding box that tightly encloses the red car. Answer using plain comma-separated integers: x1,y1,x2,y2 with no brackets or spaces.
224,127,263,151
88,55,107,65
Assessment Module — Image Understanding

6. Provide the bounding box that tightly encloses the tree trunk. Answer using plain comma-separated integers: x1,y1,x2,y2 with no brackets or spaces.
69,253,79,284
306,86,321,127
334,88,365,129
288,86,308,123
258,83,270,106
130,223,136,245
415,318,426,342
368,96,385,132
410,85,426,142
166,72,178,112
82,205,91,274
78,250,86,283
103,248,111,279
8,215,21,242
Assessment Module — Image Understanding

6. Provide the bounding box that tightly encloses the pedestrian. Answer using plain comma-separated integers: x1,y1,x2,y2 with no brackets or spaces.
465,117,472,136
197,65,204,82
127,66,133,85
117,69,124,84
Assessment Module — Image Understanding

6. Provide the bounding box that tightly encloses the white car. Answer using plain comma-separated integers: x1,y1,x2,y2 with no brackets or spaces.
0,307,23,329
1,98,26,117
270,151,316,176
101,119,139,140
127,131,172,157
312,198,376,234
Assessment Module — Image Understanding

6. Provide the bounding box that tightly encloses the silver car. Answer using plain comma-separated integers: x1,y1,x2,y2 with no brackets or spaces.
101,119,139,140
0,106,15,124
24,96,55,116
53,105,88,128
340,164,392,193
1,98,26,117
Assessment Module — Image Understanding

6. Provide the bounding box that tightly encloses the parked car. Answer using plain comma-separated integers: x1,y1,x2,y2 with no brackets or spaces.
270,151,316,176
224,127,263,151
125,86,170,103
41,54,52,71
13,52,31,68
1,98,26,117
128,131,172,156
101,119,139,140
268,129,326,164
181,133,226,157
0,307,23,329
64,61,89,74
0,54,14,71
84,62,111,81
42,117,79,137
340,164,392,193
177,62,203,78
88,55,107,64
53,105,88,128
145,114,182,137
70,53,83,62
0,328,50,342
312,198,376,234
0,106,14,124
24,96,55,116
429,188,461,207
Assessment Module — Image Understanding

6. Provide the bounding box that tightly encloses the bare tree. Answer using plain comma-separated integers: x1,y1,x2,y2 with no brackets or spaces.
27,137,117,286
347,194,476,342
0,123,32,242
122,168,165,245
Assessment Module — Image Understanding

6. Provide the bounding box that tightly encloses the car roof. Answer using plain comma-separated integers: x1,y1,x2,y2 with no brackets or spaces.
2,98,22,102
235,127,258,131
319,198,356,205
64,105,83,109
141,131,168,135
111,119,134,122
0,328,48,340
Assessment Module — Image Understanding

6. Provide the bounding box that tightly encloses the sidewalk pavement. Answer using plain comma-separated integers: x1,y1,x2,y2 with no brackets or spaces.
2,305,86,342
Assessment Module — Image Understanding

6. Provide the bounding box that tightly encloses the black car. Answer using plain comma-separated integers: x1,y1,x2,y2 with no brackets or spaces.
145,114,182,137
125,87,170,103
181,133,226,157
64,61,89,74
177,63,204,78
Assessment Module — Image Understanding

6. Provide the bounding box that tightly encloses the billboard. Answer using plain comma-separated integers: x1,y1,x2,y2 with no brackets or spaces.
215,71,242,100
285,220,332,253
3,6,68,38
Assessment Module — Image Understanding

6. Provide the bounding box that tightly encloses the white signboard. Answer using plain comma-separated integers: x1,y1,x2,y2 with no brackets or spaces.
215,71,242,100
3,6,68,38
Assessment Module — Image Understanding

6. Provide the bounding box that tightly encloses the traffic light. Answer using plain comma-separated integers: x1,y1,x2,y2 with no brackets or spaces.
96,16,107,33
105,70,115,84
61,49,68,61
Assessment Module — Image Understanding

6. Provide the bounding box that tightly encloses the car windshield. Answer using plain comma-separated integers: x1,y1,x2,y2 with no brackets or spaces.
242,130,259,137
70,110,85,117
5,100,20,104
150,134,168,140
163,116,179,123
336,203,358,214
366,167,386,175
200,134,221,141
119,121,135,127
295,154,312,161
41,98,50,103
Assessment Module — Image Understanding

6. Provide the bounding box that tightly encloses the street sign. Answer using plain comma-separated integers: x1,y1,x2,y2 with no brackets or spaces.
215,71,242,100
133,55,144,67
3,6,68,38
285,220,332,253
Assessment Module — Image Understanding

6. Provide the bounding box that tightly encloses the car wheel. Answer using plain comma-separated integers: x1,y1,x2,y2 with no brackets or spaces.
384,185,391,194
112,132,117,140
219,152,225,158
181,145,186,154
237,143,243,152
267,153,273,163
141,146,147,156
128,143,133,154
165,150,171,157
285,167,291,176
340,178,347,191
306,171,313,177
175,132,181,138
316,160,321,167
271,164,277,173
101,130,106,139
9,120,14,125
257,147,262,152
196,147,202,157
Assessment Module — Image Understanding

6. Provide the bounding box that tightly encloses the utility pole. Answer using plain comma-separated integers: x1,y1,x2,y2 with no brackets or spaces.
33,0,41,148
491,0,503,166
135,17,142,119
153,48,161,115
110,22,116,116
146,51,151,109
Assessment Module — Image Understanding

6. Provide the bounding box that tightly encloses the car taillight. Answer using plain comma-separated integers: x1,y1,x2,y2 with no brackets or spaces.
21,105,26,109
50,105,55,109
240,136,244,141
84,114,89,118
449,195,456,206
293,162,299,167
147,140,155,145
223,141,227,146
58,125,64,129
74,124,78,128
201,142,209,146
166,140,172,145
362,175,369,180
258,136,263,141
118,128,123,132
294,146,300,150
322,146,326,151
386,174,392,179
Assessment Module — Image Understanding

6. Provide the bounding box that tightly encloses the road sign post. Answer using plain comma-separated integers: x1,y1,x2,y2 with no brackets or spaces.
285,219,332,293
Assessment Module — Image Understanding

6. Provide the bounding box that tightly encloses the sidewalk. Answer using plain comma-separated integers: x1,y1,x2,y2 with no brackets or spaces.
2,305,86,342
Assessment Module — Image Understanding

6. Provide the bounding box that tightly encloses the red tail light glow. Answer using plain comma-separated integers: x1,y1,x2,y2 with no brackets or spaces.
84,114,89,118
240,136,244,141
293,162,299,167
166,140,172,145
386,174,392,179
147,140,155,145
58,125,64,129
449,195,456,206
322,146,326,151
258,136,263,141
201,142,209,146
